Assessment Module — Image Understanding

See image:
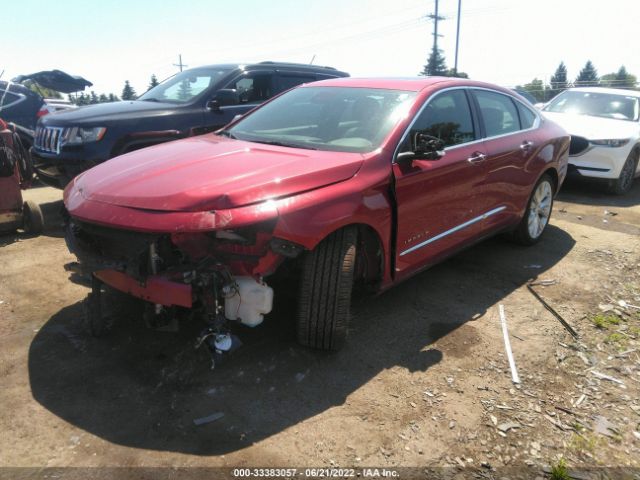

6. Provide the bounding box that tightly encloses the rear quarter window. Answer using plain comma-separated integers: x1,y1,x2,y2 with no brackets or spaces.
517,102,537,129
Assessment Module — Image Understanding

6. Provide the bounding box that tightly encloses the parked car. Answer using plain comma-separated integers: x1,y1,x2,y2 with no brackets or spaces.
542,87,640,194
63,77,569,362
33,62,349,189
0,70,90,146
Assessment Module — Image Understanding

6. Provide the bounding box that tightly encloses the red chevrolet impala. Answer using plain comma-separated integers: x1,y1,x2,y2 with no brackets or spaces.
63,77,569,361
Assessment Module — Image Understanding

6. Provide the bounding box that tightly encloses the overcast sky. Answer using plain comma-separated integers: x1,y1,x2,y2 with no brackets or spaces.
3,0,639,96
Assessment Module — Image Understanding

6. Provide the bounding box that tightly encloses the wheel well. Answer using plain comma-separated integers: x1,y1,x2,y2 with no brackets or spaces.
351,224,384,289
543,167,559,192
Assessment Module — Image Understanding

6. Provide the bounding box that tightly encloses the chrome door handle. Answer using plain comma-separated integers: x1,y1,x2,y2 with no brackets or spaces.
520,140,534,151
467,152,487,164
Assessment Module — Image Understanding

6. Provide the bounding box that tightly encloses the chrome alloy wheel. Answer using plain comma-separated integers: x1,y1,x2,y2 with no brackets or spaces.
527,180,553,239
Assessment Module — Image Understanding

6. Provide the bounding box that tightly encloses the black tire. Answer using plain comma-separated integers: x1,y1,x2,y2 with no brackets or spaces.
513,174,555,246
297,226,357,351
607,150,638,195
22,200,44,234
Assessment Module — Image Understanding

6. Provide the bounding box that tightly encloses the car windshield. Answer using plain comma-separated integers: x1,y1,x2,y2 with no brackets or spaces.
139,67,231,104
225,86,417,153
544,90,640,121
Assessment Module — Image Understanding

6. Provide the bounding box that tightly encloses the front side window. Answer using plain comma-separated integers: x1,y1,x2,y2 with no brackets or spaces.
544,90,639,121
225,86,416,153
139,68,231,104
226,73,273,104
401,89,475,151
473,90,520,137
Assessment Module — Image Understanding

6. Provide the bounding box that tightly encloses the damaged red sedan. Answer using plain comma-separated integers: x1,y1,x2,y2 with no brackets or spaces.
63,77,569,364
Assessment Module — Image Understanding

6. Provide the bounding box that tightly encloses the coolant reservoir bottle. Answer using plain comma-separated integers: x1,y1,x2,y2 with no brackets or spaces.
225,276,274,327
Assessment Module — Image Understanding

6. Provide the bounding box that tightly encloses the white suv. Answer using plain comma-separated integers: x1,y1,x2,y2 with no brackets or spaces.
542,87,640,194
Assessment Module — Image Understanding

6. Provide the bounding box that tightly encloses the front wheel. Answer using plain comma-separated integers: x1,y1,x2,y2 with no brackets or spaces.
296,226,357,351
607,150,638,195
513,174,555,245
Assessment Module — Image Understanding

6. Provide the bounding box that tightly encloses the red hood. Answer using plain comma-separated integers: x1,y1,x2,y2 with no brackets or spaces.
70,135,364,212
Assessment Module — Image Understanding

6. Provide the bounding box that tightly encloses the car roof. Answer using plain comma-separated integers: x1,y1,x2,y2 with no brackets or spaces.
567,87,640,98
191,62,349,76
299,76,519,95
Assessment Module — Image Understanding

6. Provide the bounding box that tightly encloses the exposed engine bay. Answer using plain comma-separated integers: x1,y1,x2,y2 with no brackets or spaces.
64,216,302,368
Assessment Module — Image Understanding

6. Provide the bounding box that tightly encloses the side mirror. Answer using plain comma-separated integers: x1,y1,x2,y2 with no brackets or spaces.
207,89,240,111
396,132,445,165
414,132,445,160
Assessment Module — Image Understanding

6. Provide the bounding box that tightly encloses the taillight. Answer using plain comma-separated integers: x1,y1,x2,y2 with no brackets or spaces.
36,106,49,118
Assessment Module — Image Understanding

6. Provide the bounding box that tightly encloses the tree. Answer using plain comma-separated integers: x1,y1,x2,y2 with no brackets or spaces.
24,81,62,99
89,91,99,104
121,80,137,100
601,66,637,89
176,79,192,101
549,62,568,95
575,61,598,87
148,74,160,91
515,78,547,102
444,69,469,78
98,94,109,103
108,93,120,102
420,47,448,76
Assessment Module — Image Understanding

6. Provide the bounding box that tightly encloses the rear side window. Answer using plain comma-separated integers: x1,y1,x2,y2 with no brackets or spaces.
403,89,475,149
517,102,537,129
473,90,520,137
277,74,316,93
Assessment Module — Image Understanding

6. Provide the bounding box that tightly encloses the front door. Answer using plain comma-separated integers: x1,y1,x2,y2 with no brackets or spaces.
393,88,486,280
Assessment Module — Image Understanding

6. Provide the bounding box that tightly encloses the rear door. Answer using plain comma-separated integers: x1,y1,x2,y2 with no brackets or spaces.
470,89,541,230
393,88,487,280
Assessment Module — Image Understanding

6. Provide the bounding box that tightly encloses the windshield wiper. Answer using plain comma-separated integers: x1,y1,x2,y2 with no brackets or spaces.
141,98,160,102
217,130,237,139
253,139,318,150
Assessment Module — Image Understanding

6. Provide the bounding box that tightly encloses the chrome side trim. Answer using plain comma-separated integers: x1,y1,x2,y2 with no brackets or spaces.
399,205,507,257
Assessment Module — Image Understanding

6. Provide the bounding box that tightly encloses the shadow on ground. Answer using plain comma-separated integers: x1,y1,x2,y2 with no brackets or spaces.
29,226,575,455
558,177,640,208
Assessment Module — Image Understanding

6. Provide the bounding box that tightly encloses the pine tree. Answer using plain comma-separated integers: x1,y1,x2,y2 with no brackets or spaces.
89,91,99,104
121,80,137,100
550,62,568,94
615,66,636,88
177,79,192,101
575,61,598,87
108,93,120,102
98,94,109,103
420,47,448,76
148,74,160,91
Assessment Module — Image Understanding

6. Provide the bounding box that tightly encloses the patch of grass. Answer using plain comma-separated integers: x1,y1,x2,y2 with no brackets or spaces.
604,332,626,346
550,457,570,480
591,314,620,329
629,326,640,337
569,433,597,454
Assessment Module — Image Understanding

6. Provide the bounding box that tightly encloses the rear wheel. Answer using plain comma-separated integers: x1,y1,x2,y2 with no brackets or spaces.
22,200,44,234
608,150,638,195
513,174,554,245
296,226,357,351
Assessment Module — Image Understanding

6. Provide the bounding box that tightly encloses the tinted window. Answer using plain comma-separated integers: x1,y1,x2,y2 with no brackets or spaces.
0,91,22,109
226,73,273,104
517,102,537,129
278,75,316,93
403,89,475,149
474,90,519,137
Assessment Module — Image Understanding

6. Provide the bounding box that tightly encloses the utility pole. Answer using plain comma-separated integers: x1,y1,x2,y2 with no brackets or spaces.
454,0,462,74
173,54,188,72
427,0,445,54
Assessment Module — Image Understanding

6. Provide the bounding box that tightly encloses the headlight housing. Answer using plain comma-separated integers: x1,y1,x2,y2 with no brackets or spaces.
590,138,630,148
63,127,107,145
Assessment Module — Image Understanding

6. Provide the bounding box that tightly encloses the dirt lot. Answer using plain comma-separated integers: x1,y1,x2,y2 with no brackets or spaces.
1,179,639,478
